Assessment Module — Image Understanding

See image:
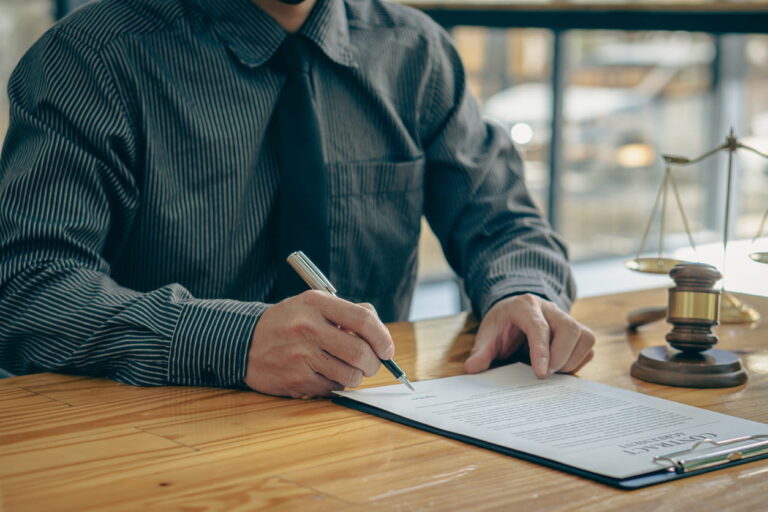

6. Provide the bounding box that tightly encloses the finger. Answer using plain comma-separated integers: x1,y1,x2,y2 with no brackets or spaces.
514,307,552,378
310,349,365,388
358,302,376,313
337,304,376,331
561,327,596,373
317,322,380,377
569,350,594,374
542,305,582,373
312,293,394,360
464,318,499,374
557,348,594,377
464,320,525,373
351,303,392,354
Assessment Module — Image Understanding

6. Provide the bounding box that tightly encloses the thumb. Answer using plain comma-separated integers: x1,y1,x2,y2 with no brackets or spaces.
464,319,498,374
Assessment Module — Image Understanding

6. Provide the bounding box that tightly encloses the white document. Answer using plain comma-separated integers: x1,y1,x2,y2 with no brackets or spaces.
335,364,768,479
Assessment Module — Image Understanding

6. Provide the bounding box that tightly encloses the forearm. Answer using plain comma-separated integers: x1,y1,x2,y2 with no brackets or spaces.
0,259,266,387
464,224,575,317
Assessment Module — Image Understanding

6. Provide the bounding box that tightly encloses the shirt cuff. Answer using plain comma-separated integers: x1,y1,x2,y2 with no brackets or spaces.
167,299,268,387
478,276,572,319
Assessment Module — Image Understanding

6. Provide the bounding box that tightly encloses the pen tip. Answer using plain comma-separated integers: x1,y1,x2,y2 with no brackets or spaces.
396,373,415,391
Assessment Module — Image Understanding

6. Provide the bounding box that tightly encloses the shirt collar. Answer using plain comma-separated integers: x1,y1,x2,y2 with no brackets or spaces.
195,0,356,69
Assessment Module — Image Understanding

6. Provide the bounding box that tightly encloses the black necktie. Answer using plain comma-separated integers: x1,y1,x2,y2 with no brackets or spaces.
270,35,330,301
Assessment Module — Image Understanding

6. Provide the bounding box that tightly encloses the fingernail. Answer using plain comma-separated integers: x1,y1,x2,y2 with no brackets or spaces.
535,357,549,377
383,345,395,360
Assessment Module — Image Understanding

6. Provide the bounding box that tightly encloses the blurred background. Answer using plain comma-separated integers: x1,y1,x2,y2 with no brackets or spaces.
2,0,767,320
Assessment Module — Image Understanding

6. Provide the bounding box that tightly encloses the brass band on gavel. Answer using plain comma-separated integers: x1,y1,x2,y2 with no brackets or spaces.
665,264,721,353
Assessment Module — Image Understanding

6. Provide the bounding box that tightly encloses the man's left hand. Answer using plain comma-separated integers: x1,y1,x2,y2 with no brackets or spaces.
464,294,595,378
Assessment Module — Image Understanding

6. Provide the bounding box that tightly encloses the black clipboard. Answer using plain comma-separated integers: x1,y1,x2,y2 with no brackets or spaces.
332,396,768,490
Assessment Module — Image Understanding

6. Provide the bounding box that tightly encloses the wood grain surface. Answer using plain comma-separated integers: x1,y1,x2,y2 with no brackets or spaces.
2,289,767,511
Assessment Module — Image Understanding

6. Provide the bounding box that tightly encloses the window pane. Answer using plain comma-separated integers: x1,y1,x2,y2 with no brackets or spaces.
740,34,768,244
460,27,554,215
559,30,717,261
0,0,53,148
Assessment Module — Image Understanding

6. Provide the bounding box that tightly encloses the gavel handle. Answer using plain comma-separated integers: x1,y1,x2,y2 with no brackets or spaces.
627,306,667,331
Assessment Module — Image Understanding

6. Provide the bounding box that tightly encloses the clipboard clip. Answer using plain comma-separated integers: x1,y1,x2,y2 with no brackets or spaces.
653,434,768,473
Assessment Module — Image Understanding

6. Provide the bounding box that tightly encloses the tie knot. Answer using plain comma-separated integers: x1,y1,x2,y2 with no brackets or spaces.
271,35,312,75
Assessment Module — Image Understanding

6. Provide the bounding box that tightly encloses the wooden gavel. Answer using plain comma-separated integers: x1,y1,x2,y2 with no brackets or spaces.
630,263,747,388
665,263,721,353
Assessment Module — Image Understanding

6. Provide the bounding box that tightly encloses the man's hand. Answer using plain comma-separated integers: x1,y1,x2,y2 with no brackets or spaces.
244,291,394,398
464,294,594,378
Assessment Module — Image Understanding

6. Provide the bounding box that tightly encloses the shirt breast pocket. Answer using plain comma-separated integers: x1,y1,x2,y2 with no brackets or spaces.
327,157,425,298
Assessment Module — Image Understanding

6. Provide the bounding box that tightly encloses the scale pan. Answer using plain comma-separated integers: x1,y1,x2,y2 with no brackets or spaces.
625,257,686,274
749,252,768,264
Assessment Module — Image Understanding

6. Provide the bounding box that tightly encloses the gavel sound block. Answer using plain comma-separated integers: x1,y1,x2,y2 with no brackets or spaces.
630,263,748,388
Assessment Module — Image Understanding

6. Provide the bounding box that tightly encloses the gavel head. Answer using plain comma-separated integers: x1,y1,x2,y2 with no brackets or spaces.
666,263,722,353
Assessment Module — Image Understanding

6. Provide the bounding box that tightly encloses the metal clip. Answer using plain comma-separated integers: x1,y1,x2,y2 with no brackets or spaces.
653,434,768,473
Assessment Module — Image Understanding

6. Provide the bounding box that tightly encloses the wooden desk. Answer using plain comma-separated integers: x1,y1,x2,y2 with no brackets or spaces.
2,289,767,511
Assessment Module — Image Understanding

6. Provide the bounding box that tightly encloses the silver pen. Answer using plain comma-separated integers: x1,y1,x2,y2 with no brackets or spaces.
287,251,415,391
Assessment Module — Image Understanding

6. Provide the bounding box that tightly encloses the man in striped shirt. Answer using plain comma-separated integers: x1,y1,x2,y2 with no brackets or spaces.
0,0,594,398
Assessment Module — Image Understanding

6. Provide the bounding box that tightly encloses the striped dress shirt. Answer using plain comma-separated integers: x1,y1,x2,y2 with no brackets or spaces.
0,0,575,388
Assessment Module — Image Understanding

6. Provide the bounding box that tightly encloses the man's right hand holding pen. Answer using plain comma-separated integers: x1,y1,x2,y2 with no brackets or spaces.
244,290,395,398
